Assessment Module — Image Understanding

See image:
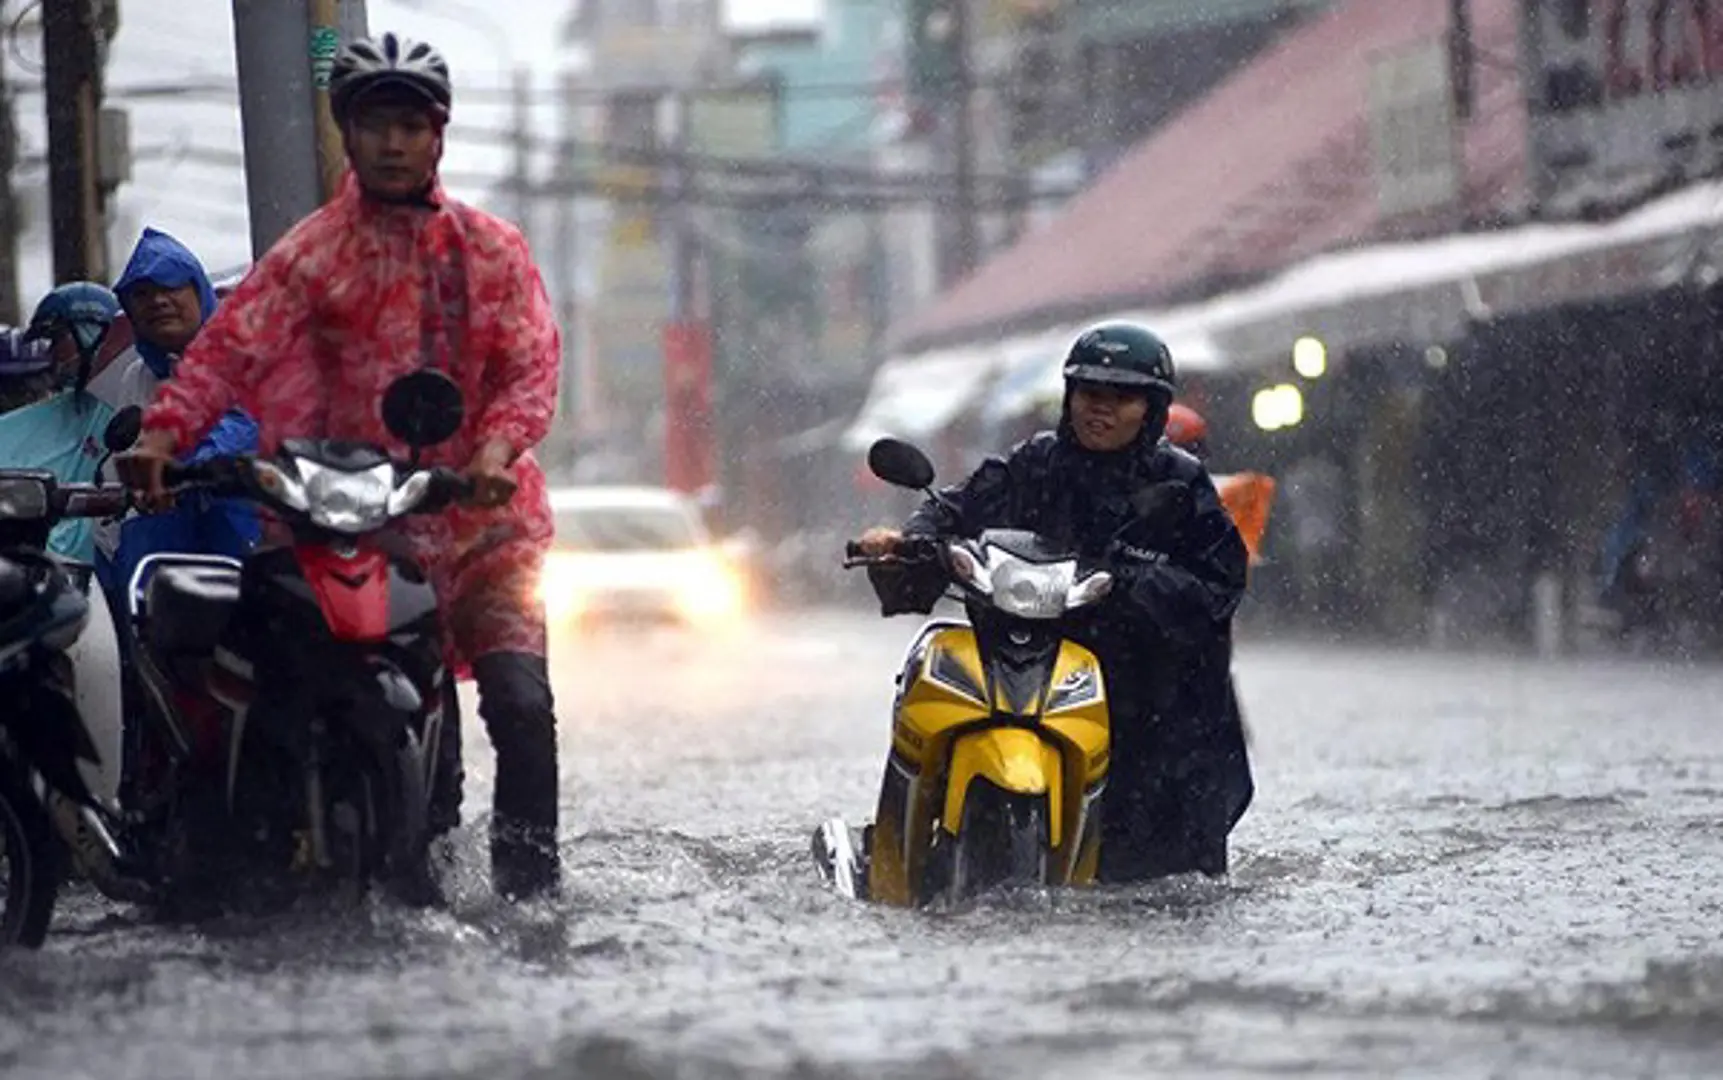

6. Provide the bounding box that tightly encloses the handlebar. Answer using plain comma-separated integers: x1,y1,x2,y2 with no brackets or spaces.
56,484,129,520
158,456,479,514
841,535,941,569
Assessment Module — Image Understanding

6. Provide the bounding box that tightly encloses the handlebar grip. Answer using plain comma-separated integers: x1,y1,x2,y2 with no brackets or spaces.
844,540,866,560
429,468,474,500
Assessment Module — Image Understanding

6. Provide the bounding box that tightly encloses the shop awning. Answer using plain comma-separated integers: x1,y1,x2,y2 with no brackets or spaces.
868,178,1723,426
1207,178,1723,364
841,347,1009,451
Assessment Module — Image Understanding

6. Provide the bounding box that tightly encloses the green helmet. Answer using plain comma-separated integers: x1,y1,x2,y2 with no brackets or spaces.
1063,322,1176,400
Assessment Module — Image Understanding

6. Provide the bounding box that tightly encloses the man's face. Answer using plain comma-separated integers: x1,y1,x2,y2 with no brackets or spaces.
123,280,202,352
1070,382,1150,452
346,96,441,200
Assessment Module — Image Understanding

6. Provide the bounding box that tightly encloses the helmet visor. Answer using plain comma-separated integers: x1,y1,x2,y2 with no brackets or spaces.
1063,362,1169,390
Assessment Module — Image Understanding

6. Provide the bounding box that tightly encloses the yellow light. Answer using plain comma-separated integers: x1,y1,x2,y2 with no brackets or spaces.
1251,388,1282,431
1292,336,1327,379
1251,383,1305,432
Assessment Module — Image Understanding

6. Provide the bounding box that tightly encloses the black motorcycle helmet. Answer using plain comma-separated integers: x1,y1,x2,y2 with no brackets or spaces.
1061,322,1177,447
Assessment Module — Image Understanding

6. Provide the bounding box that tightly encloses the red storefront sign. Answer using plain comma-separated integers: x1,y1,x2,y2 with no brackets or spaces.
662,320,715,495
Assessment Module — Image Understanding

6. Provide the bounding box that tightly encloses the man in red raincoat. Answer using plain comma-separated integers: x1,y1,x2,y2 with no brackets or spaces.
117,33,562,900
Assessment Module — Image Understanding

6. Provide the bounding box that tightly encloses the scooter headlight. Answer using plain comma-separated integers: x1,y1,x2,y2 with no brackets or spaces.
988,553,1077,620
298,460,393,534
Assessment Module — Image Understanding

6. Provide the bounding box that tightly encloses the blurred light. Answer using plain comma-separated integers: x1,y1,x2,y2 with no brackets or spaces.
677,566,745,626
1251,383,1305,432
1424,345,1449,370
1292,335,1328,379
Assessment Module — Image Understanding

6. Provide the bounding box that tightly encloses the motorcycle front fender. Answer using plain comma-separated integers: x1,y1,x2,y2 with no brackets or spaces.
942,728,1063,844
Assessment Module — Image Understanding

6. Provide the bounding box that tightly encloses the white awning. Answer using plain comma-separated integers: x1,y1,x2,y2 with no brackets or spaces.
1201,178,1723,364
842,347,1007,451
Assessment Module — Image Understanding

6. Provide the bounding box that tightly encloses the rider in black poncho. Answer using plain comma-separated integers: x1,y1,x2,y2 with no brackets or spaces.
856,322,1254,878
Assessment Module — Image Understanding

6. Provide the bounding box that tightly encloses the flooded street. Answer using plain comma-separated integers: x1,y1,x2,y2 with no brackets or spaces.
3,610,1722,1078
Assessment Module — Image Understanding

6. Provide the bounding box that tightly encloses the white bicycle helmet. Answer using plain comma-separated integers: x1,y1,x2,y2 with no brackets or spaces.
330,32,452,123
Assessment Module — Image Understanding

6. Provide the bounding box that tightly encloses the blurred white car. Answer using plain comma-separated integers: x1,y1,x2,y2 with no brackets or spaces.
539,486,746,627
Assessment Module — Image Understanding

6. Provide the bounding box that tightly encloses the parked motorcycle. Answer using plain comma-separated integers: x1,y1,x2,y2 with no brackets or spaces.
83,370,474,913
812,438,1114,906
0,413,135,946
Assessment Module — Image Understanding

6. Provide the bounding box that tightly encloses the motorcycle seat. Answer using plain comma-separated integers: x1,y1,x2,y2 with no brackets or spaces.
146,564,241,656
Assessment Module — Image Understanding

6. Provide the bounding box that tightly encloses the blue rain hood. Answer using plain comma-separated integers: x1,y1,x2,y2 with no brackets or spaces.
114,228,218,379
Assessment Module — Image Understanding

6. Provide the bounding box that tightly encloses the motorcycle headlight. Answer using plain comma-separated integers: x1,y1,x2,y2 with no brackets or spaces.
387,470,433,517
0,475,50,520
1065,570,1114,611
948,542,993,595
298,460,393,534
252,459,309,512
988,552,1077,620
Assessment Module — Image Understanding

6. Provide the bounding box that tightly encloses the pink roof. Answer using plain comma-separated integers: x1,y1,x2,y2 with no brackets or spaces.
894,0,1528,351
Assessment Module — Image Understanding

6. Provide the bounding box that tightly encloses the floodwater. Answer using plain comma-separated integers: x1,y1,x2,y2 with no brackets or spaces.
3,610,1721,1079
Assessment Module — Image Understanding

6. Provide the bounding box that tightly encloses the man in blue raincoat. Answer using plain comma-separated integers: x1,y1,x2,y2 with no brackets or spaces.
96,228,260,606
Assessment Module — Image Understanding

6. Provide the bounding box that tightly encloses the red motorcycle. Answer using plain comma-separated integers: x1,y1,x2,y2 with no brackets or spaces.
109,371,474,910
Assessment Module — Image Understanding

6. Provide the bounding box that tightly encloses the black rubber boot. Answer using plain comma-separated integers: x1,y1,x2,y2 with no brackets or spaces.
472,652,562,901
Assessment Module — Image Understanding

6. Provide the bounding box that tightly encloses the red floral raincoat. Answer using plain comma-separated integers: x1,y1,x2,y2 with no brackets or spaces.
143,173,560,662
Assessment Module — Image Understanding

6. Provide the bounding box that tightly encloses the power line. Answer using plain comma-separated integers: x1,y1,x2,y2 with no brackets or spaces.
7,72,958,106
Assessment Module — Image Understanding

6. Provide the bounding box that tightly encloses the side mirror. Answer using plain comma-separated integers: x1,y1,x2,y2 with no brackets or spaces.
382,370,465,450
867,437,936,492
103,405,142,453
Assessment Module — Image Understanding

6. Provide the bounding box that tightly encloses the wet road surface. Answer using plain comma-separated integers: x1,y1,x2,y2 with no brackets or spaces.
3,610,1722,1078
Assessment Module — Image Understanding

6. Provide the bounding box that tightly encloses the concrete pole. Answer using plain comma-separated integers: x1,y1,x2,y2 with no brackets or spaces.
232,0,367,259
43,0,107,283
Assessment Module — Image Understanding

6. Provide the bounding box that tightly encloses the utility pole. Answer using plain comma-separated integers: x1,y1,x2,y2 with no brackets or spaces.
0,31,20,323
511,67,530,227
232,0,366,259
43,0,108,284
1448,0,1474,120
308,0,362,202
551,71,583,455
951,0,978,282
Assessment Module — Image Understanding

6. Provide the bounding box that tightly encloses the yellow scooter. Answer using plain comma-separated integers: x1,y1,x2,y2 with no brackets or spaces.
813,439,1114,905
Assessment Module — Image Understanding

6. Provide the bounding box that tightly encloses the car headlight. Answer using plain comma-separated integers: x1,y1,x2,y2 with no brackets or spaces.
989,554,1077,620
298,460,393,534
538,555,588,618
677,559,743,621
0,474,51,520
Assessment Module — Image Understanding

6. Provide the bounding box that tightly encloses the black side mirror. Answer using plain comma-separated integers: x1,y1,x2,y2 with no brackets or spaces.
103,405,142,454
382,370,465,450
867,437,936,491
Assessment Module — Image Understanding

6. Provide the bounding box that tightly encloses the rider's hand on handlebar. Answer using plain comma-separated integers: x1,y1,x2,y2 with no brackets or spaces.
854,527,904,558
461,438,519,510
115,429,179,512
